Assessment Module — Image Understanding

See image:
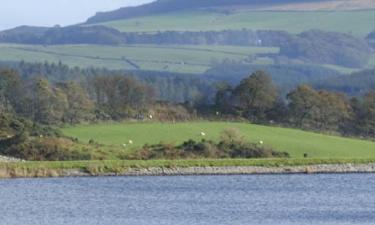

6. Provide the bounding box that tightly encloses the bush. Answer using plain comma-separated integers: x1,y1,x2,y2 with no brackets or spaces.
129,129,289,160
218,141,289,158
2,137,92,161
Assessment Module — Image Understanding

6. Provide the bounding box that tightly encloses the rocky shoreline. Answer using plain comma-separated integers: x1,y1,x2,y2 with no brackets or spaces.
113,163,375,176
2,163,375,179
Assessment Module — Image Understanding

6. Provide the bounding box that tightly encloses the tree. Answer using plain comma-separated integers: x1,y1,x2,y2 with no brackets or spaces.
0,69,23,113
287,85,351,131
214,82,233,114
352,91,375,136
27,78,68,124
233,70,278,121
314,91,351,131
287,85,320,128
57,81,94,124
93,75,154,119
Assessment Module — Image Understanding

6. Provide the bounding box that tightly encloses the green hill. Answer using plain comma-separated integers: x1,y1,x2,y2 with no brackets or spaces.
86,0,375,25
94,9,375,37
62,122,375,158
0,43,278,73
86,0,326,24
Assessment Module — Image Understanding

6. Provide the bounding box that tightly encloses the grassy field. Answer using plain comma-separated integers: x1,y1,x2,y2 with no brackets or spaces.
62,122,375,159
0,43,278,74
1,43,373,74
96,10,375,37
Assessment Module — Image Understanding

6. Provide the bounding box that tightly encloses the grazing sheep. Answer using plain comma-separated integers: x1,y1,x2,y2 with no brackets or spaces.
149,115,153,119
200,132,206,136
259,140,264,145
129,140,133,144
122,144,127,147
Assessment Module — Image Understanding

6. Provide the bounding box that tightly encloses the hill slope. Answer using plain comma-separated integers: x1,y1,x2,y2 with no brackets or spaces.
86,0,328,24
94,9,375,37
62,122,375,158
86,0,375,24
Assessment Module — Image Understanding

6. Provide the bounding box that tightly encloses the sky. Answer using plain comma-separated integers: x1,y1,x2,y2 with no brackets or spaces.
0,0,154,31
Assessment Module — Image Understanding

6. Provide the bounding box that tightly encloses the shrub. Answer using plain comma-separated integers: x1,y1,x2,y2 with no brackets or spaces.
2,137,92,161
130,129,289,160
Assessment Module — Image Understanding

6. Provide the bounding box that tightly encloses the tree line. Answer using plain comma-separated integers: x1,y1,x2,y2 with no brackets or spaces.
1,61,212,103
0,69,155,125
1,68,374,137
214,71,374,137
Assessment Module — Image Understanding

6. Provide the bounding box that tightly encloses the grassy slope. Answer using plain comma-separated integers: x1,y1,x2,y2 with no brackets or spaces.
0,43,370,74
0,43,278,74
97,10,375,37
62,122,375,159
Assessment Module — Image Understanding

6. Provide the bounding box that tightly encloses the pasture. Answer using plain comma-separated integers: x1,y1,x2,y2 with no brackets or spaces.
62,122,375,159
0,43,278,73
96,10,375,37
0,43,373,74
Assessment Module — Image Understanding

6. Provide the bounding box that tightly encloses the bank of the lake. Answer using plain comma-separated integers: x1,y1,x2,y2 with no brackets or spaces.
2,158,375,179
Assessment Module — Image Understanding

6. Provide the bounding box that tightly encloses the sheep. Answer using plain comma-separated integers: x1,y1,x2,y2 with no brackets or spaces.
259,140,264,145
128,140,133,144
200,132,206,136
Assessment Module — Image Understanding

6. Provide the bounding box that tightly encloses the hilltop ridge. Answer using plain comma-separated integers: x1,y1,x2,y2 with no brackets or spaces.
86,0,328,24
86,0,375,24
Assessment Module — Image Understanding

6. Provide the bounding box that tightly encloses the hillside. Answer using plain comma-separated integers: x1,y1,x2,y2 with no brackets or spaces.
93,9,375,37
86,0,324,23
86,0,375,24
314,68,375,96
0,43,279,73
62,122,375,158
0,0,374,98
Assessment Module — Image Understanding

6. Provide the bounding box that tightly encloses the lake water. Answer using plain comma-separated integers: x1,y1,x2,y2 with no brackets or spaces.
1,174,375,225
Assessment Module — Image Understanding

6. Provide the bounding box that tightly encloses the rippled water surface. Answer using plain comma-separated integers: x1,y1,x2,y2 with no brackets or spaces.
1,174,375,225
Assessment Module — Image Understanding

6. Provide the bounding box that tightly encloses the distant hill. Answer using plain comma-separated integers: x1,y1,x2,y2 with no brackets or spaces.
86,0,329,24
0,25,124,45
314,68,375,96
86,0,375,24
0,0,374,87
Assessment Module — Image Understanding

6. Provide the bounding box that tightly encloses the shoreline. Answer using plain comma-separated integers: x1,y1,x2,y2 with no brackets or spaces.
2,163,375,179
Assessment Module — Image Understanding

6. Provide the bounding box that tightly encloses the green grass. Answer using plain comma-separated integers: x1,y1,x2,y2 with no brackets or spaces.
0,43,278,73
96,10,375,37
62,122,375,159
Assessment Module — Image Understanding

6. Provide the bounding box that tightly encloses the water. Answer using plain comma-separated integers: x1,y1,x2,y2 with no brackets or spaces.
1,174,375,225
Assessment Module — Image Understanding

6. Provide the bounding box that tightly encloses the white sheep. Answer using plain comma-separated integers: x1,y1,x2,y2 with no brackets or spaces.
128,140,134,144
259,140,264,145
200,132,206,136
122,144,127,147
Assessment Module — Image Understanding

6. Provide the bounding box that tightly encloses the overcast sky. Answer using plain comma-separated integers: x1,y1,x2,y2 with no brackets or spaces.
0,0,154,31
